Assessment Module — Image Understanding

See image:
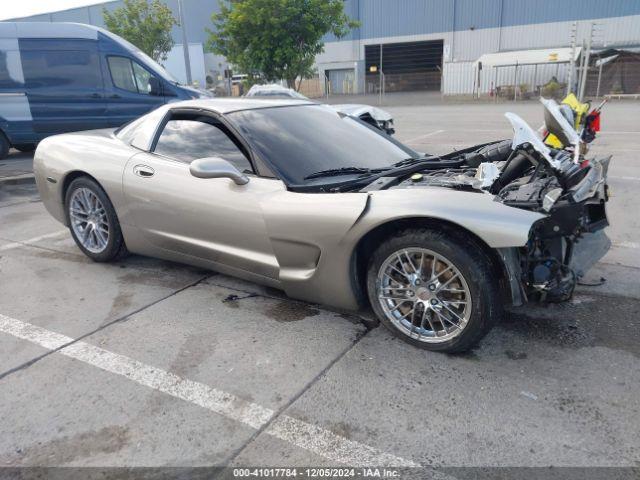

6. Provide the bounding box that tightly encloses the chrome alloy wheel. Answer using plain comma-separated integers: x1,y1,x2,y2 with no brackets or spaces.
69,188,109,253
376,248,472,343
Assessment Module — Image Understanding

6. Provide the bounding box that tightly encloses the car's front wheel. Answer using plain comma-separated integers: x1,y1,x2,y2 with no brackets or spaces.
367,228,501,353
65,177,128,262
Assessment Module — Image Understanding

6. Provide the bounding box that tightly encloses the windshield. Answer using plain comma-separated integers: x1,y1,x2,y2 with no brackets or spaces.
229,105,419,184
132,49,180,84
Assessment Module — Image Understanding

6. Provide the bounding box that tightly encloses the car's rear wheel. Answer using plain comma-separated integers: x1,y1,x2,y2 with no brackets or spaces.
366,228,501,353
65,177,128,262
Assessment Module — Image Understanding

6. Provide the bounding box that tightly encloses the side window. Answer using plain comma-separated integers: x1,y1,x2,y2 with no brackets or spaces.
154,119,253,173
107,56,136,92
132,62,152,94
0,45,24,88
108,56,155,95
20,45,100,90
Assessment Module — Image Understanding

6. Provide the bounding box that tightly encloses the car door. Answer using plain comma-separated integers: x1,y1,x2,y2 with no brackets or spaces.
102,55,166,127
18,38,106,134
122,112,282,280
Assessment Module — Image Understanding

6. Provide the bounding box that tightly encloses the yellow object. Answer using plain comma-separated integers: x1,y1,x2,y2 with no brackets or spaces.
410,173,423,182
562,93,590,128
544,93,590,148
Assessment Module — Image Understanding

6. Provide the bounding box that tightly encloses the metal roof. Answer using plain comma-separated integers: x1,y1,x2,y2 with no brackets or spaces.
0,21,101,39
475,47,582,67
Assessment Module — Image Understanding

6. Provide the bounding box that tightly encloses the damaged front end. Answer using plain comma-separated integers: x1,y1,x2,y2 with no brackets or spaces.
386,100,612,304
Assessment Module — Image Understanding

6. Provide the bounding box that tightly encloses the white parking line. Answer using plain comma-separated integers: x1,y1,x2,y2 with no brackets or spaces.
404,129,445,143
610,176,640,182
613,241,640,250
0,314,418,467
0,230,68,252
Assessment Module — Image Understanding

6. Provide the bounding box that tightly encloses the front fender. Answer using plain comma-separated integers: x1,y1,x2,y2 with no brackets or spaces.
351,188,545,248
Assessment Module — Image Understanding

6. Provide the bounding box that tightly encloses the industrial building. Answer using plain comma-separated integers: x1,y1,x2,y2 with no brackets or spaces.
5,0,640,96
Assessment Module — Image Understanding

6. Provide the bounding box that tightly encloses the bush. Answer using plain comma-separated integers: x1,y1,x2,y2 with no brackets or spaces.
541,81,562,99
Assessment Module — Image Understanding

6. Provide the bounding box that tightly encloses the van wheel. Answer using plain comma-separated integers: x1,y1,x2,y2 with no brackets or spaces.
0,132,9,159
15,144,36,153
65,177,128,262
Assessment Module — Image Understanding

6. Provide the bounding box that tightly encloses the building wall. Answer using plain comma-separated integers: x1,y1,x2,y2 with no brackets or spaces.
5,0,640,93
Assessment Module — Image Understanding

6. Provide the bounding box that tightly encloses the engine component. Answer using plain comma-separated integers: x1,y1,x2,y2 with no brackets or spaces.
462,139,512,167
489,152,532,194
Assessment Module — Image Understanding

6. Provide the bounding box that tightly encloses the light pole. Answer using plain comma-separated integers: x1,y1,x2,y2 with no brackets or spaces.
177,0,192,85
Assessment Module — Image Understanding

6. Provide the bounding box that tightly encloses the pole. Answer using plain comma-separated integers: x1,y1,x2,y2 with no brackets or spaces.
178,0,192,85
514,62,518,101
567,21,577,95
577,40,586,97
596,61,603,98
378,44,383,105
578,23,593,101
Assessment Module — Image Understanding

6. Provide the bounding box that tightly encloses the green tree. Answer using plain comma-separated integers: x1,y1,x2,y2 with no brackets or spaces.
207,0,359,90
103,0,178,63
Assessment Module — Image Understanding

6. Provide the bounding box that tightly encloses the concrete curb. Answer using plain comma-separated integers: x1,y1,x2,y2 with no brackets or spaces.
0,174,36,186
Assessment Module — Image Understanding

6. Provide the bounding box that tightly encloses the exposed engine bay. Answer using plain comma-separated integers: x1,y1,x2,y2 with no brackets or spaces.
361,99,612,304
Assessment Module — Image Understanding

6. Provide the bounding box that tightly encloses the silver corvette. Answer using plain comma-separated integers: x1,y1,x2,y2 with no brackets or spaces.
34,98,611,352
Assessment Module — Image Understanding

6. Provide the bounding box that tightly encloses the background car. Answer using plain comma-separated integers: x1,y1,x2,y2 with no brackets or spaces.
0,22,211,159
245,83,395,135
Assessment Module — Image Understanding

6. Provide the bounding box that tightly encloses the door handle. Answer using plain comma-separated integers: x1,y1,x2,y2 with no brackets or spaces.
88,93,102,99
110,94,121,99
133,164,155,178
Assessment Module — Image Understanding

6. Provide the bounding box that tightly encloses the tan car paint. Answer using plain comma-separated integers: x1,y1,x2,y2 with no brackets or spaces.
122,151,284,280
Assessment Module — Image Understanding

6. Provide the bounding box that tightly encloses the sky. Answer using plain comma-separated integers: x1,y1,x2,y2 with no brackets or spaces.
0,0,111,21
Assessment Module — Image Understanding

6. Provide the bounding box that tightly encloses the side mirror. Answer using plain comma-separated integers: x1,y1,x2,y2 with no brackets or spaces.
189,157,249,185
149,77,162,96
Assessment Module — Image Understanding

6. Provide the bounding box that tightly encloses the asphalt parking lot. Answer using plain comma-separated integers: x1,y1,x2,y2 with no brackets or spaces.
1,100,639,471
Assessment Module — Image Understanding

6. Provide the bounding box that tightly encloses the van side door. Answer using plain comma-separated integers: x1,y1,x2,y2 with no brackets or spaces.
19,38,106,135
102,55,166,127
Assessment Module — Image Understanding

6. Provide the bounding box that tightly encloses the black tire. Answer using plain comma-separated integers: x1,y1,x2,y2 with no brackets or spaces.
14,143,36,153
366,227,502,353
0,131,9,160
65,177,128,262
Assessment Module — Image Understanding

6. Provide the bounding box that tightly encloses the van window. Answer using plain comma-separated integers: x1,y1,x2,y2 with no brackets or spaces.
154,118,253,173
132,62,152,94
21,48,100,90
0,48,24,88
108,56,155,95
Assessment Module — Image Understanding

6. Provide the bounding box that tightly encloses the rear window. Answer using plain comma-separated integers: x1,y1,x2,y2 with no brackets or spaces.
117,105,170,150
